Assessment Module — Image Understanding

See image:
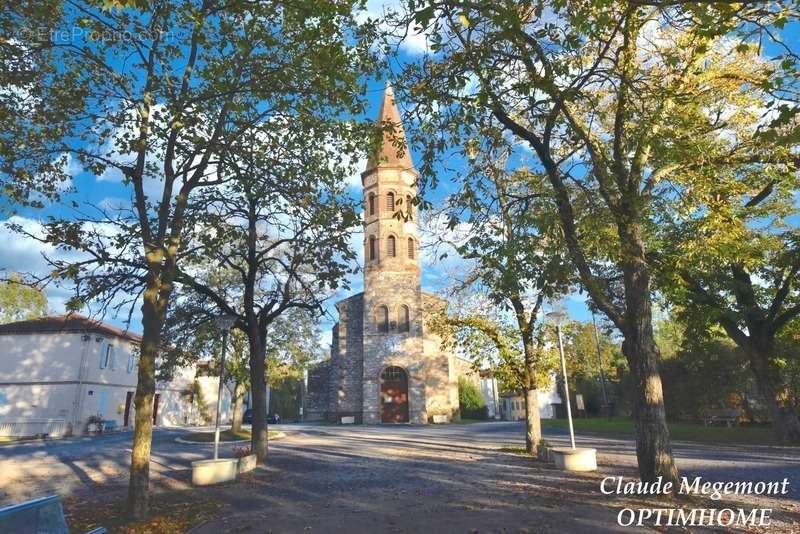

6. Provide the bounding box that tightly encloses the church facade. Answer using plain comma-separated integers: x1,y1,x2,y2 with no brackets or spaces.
304,85,463,424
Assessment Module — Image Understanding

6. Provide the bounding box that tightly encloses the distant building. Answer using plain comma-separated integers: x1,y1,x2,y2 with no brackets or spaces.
0,314,230,438
500,388,561,421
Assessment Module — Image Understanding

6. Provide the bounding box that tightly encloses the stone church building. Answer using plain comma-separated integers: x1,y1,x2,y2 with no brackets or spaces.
304,85,467,424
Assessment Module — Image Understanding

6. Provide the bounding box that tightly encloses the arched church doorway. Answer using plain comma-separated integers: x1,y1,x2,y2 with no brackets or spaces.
380,366,409,423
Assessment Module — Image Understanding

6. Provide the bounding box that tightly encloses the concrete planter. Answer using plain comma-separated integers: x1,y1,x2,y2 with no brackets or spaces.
340,416,355,424
552,447,597,472
237,454,257,474
191,458,238,486
432,414,449,424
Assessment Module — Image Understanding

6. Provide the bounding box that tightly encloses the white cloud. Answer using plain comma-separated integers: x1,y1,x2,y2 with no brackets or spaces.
0,216,84,313
360,0,432,55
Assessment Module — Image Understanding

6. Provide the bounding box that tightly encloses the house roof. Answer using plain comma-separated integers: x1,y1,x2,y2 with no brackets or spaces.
0,313,142,343
363,83,416,177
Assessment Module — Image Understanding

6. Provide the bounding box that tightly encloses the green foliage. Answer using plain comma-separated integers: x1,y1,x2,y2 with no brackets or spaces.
190,379,212,424
561,320,623,383
0,274,48,324
458,377,488,420
430,308,558,392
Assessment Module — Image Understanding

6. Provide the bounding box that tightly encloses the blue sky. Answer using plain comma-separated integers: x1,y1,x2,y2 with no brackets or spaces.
2,3,797,346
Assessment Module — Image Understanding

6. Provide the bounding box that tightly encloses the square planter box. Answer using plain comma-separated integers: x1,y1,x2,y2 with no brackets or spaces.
192,458,238,486
237,454,257,474
340,416,355,424
552,447,597,472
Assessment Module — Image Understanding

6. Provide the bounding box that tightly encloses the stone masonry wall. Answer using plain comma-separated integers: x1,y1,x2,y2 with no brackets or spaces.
304,361,330,422
332,294,364,422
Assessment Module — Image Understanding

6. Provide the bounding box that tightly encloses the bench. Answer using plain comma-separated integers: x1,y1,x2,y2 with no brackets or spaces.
0,495,106,534
702,408,742,427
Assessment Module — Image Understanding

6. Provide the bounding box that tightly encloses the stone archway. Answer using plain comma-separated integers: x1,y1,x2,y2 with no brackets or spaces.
380,366,409,423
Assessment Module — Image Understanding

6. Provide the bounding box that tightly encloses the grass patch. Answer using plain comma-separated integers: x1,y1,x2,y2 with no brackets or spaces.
64,492,221,534
451,418,488,425
542,416,777,445
181,429,280,442
499,446,528,455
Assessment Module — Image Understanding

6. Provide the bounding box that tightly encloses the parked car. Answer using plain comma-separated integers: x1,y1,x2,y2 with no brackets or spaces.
242,409,281,425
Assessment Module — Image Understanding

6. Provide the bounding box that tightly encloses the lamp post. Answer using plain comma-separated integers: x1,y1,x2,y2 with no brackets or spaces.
213,314,236,460
546,310,575,450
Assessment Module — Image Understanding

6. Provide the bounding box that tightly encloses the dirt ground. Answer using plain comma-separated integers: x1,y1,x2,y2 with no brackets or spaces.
56,423,800,534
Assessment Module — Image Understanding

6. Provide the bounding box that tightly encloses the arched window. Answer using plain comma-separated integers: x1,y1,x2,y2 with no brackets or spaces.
386,192,395,211
387,235,396,257
368,235,377,261
406,195,413,218
368,193,375,216
381,366,406,381
399,305,410,332
376,305,389,333
407,237,415,259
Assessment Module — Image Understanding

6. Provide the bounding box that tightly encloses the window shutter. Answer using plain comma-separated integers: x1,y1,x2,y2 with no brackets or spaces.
109,345,116,370
99,342,107,369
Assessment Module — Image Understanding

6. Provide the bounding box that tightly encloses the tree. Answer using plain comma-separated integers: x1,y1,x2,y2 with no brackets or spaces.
0,273,48,323
392,0,795,483
560,319,624,415
431,297,559,436
3,0,376,518
650,41,800,439
170,124,361,463
458,376,488,419
429,139,571,453
161,306,323,432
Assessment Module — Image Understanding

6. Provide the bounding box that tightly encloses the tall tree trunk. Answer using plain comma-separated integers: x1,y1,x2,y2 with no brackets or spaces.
622,257,678,485
524,387,541,454
522,341,542,454
126,288,162,519
248,331,268,462
747,336,800,443
231,381,245,434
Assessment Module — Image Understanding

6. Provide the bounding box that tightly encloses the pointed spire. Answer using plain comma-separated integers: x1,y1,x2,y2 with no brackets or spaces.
363,82,415,175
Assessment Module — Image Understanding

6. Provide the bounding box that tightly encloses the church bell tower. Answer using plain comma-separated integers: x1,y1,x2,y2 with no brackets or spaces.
360,83,426,424
362,83,421,286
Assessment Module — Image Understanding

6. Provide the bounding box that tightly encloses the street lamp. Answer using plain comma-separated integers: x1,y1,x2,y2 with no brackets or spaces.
544,308,597,472
546,309,575,449
213,313,237,460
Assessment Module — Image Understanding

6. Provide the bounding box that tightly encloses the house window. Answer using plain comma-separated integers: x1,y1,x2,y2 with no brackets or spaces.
127,351,136,373
406,195,413,218
399,305,410,332
376,305,389,333
368,193,375,216
100,344,114,369
387,235,396,257
407,237,415,259
386,192,395,211
368,235,377,261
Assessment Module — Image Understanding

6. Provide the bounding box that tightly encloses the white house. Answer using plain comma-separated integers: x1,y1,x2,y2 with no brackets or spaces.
0,314,231,437
500,386,562,421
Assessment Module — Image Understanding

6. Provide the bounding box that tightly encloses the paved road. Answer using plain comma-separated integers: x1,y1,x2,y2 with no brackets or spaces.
1,422,798,532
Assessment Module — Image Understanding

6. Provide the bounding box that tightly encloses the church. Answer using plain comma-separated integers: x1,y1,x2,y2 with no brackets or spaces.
304,85,469,424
